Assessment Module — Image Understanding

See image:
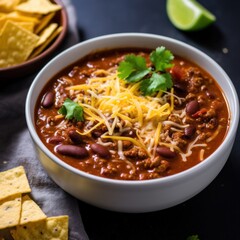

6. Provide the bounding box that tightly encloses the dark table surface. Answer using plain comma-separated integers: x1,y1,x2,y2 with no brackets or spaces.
70,0,240,239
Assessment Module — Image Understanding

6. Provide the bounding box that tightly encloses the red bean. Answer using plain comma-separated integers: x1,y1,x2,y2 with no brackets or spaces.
48,136,64,144
184,125,196,138
68,130,82,144
121,129,136,138
91,143,111,159
91,130,103,138
206,90,216,99
42,91,55,108
186,100,199,115
56,145,88,158
174,82,187,93
156,146,176,158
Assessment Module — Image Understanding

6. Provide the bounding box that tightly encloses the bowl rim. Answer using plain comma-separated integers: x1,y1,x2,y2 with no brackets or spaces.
26,32,240,186
0,0,68,74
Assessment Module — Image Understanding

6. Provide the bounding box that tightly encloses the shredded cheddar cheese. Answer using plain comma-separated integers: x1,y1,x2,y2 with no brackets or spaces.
66,67,175,158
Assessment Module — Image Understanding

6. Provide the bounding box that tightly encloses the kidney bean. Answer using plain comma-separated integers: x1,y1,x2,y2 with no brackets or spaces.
184,125,196,138
91,143,111,159
56,145,88,158
173,82,187,93
186,100,199,115
42,91,55,108
206,90,216,99
121,128,136,138
156,146,176,158
48,136,64,144
91,130,103,138
68,129,82,144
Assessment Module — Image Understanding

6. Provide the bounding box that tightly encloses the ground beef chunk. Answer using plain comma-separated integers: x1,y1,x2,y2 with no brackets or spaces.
124,146,148,160
153,160,170,173
122,140,133,150
168,114,182,124
171,131,188,149
136,157,170,174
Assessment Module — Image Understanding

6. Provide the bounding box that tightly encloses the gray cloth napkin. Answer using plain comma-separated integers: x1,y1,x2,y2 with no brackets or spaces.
0,1,89,239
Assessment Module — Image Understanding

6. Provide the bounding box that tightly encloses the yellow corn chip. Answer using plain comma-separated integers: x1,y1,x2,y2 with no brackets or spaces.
17,22,34,32
0,166,31,201
0,15,6,29
30,25,63,58
16,0,62,15
35,12,55,34
0,13,6,18
0,12,38,30
0,21,39,68
7,11,40,23
0,0,20,13
11,215,69,240
20,195,47,225
36,22,58,47
0,194,22,230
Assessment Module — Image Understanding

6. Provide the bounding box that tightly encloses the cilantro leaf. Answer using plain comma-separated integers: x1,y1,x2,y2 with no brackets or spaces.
118,55,150,83
186,235,200,240
140,72,173,95
117,46,174,96
150,46,174,72
58,98,84,122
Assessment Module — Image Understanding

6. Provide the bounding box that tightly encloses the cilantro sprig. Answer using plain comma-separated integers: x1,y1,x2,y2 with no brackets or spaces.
58,98,84,122
186,235,200,240
118,46,174,96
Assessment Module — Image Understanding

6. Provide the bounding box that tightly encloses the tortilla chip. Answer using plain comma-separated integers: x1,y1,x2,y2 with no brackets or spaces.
35,12,55,34
30,25,62,58
20,195,47,225
7,11,40,23
0,13,6,18
0,166,31,201
36,22,58,47
16,0,62,15
0,194,22,230
11,215,69,240
0,20,39,67
0,0,20,13
17,22,34,32
0,12,39,30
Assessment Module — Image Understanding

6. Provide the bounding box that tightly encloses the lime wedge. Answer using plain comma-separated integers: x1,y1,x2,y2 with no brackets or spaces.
166,0,216,31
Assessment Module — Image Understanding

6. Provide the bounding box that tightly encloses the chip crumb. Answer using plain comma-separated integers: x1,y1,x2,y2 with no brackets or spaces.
222,47,229,54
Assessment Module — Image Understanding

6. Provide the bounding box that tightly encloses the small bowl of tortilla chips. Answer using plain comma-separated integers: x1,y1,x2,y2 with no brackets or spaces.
0,0,68,81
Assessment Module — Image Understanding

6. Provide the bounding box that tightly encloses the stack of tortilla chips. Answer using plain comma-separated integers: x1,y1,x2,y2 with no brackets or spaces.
0,166,69,240
0,0,63,68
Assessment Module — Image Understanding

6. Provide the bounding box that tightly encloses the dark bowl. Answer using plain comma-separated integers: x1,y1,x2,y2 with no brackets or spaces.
0,0,68,81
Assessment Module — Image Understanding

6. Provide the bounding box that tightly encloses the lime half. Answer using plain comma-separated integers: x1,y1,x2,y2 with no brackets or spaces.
166,0,216,31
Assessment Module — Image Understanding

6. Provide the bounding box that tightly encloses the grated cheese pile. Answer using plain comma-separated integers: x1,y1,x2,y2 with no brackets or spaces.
65,67,211,161
66,67,175,159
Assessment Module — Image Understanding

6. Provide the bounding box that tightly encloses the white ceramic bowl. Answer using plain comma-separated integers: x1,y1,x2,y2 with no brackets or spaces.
26,33,239,213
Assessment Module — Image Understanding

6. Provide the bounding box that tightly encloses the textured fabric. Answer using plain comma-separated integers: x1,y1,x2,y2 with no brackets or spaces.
0,1,89,239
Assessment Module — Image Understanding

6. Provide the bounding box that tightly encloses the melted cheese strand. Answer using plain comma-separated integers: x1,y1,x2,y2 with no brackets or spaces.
206,125,223,142
180,136,207,162
76,120,104,136
66,68,174,159
102,135,147,151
